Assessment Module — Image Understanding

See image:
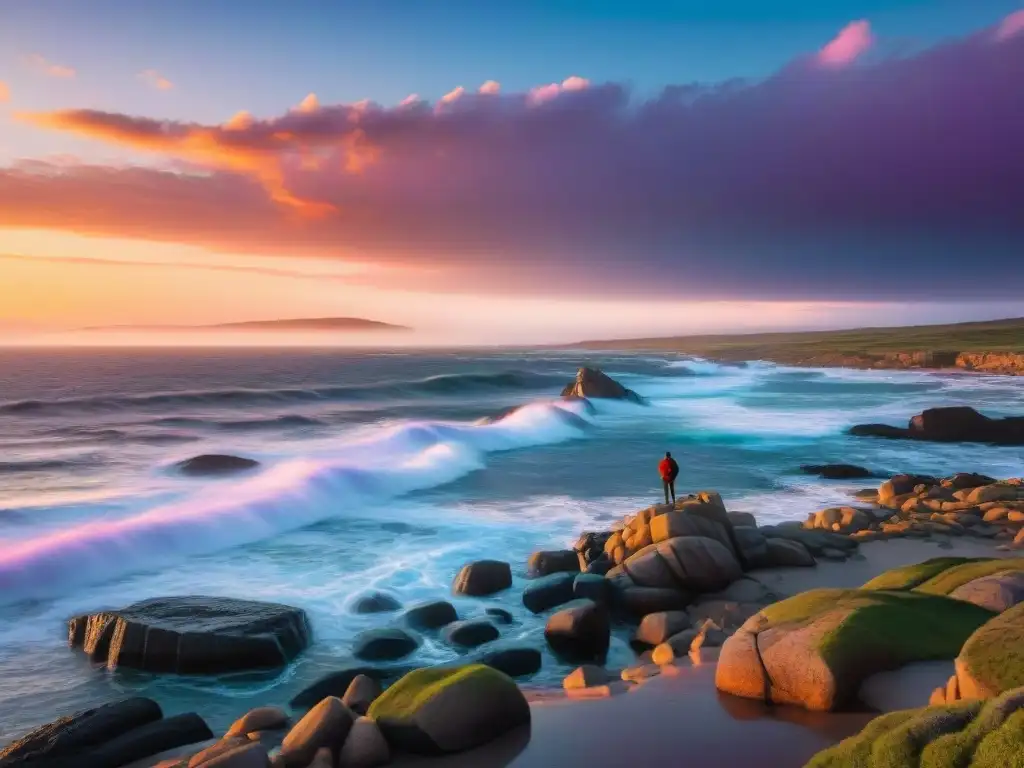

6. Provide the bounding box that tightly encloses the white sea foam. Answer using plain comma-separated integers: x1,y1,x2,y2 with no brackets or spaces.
0,398,597,604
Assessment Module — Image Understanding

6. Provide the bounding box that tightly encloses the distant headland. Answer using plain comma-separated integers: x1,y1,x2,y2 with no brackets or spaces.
80,317,411,333
571,317,1024,375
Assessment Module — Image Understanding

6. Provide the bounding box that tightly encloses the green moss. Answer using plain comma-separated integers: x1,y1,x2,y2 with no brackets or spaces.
861,558,985,592
758,588,850,627
368,664,496,720
959,603,1024,697
970,709,1024,768
806,691,1024,768
758,589,995,672
872,704,980,768
805,710,921,768
915,560,1024,597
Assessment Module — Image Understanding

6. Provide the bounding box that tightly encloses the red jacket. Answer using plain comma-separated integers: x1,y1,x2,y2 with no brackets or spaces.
659,457,679,482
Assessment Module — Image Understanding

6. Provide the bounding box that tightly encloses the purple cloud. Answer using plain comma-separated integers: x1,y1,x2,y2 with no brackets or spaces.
5,14,1024,299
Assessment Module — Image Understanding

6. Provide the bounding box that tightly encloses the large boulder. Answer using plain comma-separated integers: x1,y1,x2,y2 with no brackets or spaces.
0,698,162,765
806,687,1024,767
954,602,1024,700
526,550,579,578
633,610,692,647
804,507,871,534
609,536,742,594
560,367,644,403
715,588,996,710
367,664,530,755
452,560,512,597
522,573,576,614
544,599,611,663
851,407,1024,445
748,537,816,569
950,571,1024,613
67,596,311,673
279,696,355,768
337,716,389,768
756,525,858,556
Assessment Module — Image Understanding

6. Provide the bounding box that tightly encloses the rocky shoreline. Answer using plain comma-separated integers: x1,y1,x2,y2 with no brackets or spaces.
4,368,1024,767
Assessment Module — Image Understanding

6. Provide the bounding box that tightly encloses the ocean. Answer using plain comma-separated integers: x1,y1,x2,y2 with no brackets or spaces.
1,347,1022,739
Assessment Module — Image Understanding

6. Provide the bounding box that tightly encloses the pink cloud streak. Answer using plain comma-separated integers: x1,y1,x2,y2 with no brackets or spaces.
818,20,873,67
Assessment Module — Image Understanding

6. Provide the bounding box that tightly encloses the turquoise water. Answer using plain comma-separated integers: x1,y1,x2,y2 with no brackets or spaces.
0,348,1021,738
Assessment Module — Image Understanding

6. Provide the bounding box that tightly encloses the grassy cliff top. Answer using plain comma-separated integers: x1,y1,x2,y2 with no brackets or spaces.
571,317,1024,358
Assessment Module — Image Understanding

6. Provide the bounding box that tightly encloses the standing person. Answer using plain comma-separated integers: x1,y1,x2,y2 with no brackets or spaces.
659,451,679,504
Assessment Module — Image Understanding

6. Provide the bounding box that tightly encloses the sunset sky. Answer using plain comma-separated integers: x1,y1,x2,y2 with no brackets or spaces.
1,0,1023,345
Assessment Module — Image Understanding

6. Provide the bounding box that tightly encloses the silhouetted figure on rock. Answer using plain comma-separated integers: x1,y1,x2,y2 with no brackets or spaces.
659,451,680,504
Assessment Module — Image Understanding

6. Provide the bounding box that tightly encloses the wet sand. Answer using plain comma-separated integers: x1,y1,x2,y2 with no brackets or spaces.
750,536,1016,596
392,663,874,768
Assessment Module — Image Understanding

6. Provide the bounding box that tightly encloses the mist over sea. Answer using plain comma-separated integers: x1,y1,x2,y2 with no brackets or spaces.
1,347,1022,738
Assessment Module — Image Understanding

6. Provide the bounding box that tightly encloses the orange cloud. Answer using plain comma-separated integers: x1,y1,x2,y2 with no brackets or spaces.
0,81,9,103
818,20,873,67
138,69,174,90
478,80,501,95
25,53,76,78
19,108,333,216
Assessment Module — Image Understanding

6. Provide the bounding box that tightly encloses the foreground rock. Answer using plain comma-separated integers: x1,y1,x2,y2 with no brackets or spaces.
279,696,354,767
715,587,995,710
850,406,1024,445
606,535,742,595
806,686,1024,767
0,698,213,768
560,367,644,403
173,454,260,476
68,596,311,673
953,601,1024,701
368,664,530,755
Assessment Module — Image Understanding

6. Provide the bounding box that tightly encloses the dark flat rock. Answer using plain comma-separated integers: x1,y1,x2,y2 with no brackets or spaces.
800,464,875,479
68,596,310,674
173,454,259,476
0,698,162,766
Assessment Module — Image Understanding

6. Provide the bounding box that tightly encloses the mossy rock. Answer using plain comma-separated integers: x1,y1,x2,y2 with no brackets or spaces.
861,557,1024,598
916,560,1024,598
805,686,1024,767
715,588,995,710
367,664,529,755
956,602,1024,700
861,557,987,591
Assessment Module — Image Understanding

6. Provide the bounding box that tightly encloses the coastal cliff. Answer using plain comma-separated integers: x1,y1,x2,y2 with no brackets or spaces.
738,350,1024,375
572,317,1024,375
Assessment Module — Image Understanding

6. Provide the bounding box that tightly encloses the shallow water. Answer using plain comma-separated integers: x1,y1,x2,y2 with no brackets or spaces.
0,348,1022,739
